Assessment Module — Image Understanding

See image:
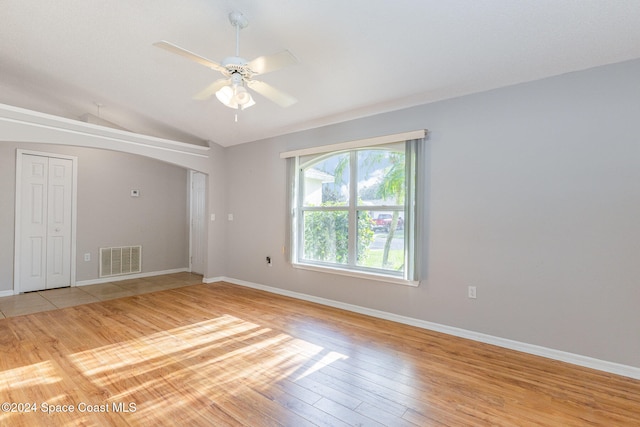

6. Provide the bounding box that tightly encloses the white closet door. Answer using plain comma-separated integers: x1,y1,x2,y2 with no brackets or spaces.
19,154,73,292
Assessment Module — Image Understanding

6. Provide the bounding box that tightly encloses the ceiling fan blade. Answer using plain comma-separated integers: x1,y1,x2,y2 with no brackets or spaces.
248,50,298,75
193,78,231,100
154,40,226,73
247,80,297,107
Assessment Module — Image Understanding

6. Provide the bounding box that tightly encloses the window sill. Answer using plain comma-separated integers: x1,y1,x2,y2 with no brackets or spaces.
292,262,419,287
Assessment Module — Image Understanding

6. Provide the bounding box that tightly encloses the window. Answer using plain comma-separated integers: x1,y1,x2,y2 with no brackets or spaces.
284,131,424,285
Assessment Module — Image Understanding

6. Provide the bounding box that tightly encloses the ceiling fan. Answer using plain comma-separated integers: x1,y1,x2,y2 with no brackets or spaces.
154,11,298,110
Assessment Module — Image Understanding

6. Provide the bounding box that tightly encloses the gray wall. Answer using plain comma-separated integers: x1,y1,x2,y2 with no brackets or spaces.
0,143,189,289
223,59,640,368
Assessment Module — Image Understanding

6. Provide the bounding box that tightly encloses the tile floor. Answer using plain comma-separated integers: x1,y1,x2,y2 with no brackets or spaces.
0,272,203,318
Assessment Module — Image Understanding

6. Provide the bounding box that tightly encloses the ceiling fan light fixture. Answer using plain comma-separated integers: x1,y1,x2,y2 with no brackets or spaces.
215,84,255,110
215,85,234,106
234,86,253,106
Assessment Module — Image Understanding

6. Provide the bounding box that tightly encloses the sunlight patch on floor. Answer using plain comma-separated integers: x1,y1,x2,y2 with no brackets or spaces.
294,351,349,381
65,312,349,409
0,361,60,389
68,315,258,379
0,308,352,425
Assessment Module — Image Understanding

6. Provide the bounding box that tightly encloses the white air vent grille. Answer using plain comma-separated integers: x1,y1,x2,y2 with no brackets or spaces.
99,246,142,277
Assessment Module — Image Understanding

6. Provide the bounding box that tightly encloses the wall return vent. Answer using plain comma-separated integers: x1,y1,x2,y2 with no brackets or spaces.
100,246,142,278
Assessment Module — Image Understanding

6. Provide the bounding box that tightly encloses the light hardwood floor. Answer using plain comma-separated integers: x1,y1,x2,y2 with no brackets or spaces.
1,275,639,426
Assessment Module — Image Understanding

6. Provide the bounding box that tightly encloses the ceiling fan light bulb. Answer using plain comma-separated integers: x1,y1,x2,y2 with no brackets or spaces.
240,97,256,110
216,86,233,104
234,86,252,105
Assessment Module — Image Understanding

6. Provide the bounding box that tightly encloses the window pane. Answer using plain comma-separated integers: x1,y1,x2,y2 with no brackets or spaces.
357,147,405,206
303,153,350,206
302,210,349,264
356,147,406,272
356,210,375,262
357,210,405,272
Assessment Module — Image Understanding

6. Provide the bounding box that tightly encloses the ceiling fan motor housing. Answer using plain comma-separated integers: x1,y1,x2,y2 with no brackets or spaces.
221,56,254,78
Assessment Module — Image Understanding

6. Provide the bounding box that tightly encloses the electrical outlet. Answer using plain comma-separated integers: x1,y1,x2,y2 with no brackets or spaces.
468,286,477,299
84,253,91,262
266,256,272,266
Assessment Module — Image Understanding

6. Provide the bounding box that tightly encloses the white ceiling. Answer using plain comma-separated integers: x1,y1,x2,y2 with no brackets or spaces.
2,1,640,147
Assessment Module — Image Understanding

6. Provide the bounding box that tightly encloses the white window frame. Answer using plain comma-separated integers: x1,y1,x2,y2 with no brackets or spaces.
282,130,425,286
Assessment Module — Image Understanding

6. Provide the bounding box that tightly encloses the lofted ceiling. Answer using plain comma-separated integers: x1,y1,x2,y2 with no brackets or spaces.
2,1,640,147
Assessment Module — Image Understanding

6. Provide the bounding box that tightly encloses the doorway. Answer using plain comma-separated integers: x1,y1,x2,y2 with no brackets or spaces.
15,150,77,293
189,171,206,275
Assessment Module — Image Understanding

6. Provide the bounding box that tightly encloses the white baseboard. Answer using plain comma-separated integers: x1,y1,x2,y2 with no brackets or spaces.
75,268,189,287
0,290,15,297
217,276,640,380
203,276,225,284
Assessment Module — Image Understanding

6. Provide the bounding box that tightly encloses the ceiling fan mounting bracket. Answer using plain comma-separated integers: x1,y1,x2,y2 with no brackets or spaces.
228,11,248,30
